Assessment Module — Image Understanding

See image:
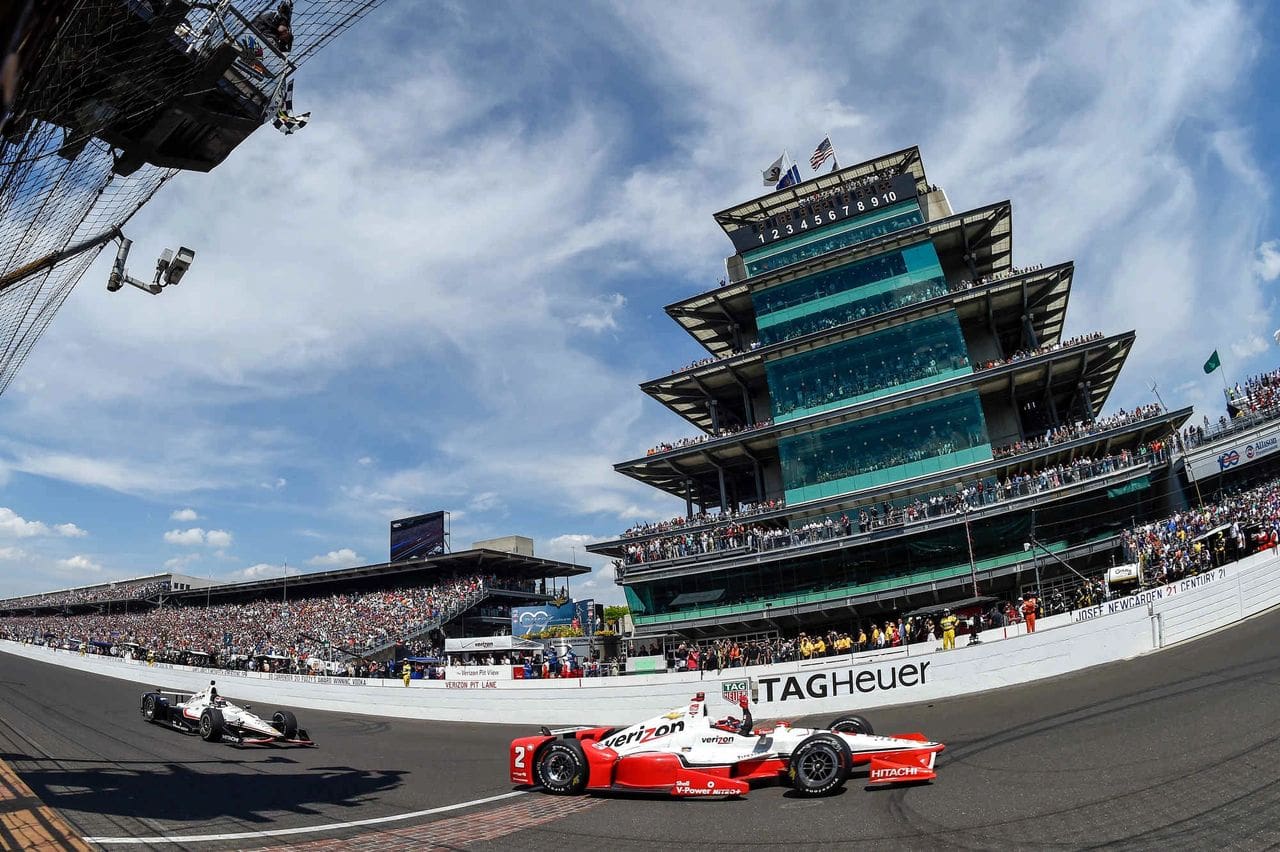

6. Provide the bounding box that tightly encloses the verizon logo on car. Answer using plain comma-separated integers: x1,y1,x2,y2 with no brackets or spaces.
598,720,685,749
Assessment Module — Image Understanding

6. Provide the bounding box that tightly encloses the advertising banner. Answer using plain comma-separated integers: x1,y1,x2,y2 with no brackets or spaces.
511,600,594,637
1186,423,1280,481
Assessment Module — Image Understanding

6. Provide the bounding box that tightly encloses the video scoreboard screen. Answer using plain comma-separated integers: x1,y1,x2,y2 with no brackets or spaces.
390,511,446,561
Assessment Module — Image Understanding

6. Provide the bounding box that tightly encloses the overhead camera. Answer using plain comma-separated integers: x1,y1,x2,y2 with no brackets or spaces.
107,237,195,295
153,246,195,288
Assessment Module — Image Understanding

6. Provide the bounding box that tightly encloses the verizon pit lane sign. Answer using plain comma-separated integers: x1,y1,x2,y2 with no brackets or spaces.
443,665,511,689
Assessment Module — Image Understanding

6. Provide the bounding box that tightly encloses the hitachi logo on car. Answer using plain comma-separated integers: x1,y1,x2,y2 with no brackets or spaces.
872,765,925,779
598,719,686,749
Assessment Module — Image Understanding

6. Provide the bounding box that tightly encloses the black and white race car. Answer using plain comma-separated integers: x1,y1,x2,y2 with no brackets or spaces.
140,681,315,747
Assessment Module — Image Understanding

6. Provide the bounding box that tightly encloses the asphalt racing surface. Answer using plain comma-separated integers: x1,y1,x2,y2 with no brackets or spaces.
4,608,1280,851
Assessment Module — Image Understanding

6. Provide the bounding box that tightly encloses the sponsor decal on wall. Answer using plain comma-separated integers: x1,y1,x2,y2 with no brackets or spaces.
1072,568,1228,623
757,661,931,703
721,679,749,704
1187,424,1280,480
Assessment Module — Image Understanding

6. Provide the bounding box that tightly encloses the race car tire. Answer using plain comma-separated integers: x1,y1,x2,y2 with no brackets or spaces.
789,733,851,797
199,707,226,742
827,714,874,736
272,710,299,738
534,740,588,795
141,693,159,722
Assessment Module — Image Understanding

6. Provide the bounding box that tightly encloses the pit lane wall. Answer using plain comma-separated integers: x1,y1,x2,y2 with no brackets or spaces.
4,548,1280,725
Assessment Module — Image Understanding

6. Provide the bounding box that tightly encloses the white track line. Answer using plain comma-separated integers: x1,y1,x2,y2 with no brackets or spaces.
83,789,527,845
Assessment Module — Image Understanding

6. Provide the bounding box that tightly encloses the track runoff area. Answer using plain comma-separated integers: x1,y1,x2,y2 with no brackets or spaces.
3,607,1280,851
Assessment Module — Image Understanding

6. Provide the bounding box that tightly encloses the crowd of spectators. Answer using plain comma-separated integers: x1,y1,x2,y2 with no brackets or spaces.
621,446,1166,567
974,331,1107,372
0,579,171,611
993,405,1165,459
668,340,763,375
645,418,774,457
643,477,1280,671
1123,480,1280,584
0,574,497,669
1227,368,1280,415
620,498,784,540
1182,369,1280,450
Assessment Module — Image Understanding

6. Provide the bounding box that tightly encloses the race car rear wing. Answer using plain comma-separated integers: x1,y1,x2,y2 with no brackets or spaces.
539,725,600,736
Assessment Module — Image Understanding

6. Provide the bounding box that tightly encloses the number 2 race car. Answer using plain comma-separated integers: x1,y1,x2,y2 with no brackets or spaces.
140,681,316,747
510,691,943,798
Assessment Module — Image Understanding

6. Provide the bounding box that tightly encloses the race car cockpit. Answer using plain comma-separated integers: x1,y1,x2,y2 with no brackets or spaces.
711,695,754,736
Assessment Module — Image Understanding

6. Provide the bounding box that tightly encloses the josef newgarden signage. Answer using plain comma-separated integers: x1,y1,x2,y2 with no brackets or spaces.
1071,568,1228,623
757,661,931,703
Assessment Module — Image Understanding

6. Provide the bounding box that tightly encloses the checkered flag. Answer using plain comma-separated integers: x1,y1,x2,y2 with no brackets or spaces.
272,78,310,135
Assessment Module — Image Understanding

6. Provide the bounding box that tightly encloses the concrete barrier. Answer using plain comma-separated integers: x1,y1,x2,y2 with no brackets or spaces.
4,548,1280,725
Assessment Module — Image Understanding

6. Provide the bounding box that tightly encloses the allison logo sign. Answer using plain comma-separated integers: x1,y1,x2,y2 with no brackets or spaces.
757,661,930,703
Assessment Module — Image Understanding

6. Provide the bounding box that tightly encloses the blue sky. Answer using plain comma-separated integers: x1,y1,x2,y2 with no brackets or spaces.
1,0,1278,603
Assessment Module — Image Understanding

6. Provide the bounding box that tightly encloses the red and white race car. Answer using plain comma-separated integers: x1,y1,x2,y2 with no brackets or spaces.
510,691,943,798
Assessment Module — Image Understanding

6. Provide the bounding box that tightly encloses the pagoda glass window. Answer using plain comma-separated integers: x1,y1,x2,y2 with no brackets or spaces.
766,312,972,422
778,392,993,503
753,241,944,347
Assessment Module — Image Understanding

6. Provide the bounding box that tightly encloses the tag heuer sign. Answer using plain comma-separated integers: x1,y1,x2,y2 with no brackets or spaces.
721,679,749,704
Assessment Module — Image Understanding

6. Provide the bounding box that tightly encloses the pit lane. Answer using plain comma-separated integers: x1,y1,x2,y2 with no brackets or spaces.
4,606,1280,850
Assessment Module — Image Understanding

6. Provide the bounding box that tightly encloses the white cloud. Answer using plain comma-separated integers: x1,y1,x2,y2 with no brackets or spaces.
1231,334,1271,359
164,553,202,571
204,529,234,548
1257,241,1280,282
568,293,626,333
307,547,363,568
57,555,102,574
170,508,199,521
234,562,301,580
0,508,87,539
0,547,26,561
260,477,288,491
164,527,233,548
164,527,207,546
357,456,374,466
467,492,502,513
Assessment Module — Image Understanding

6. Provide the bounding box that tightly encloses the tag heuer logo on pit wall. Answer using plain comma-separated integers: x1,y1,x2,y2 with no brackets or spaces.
721,680,749,703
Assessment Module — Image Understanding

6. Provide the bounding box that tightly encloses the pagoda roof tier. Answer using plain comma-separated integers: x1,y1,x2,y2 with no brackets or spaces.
591,406,1190,560
645,262,1072,431
712,146,929,242
669,199,1013,356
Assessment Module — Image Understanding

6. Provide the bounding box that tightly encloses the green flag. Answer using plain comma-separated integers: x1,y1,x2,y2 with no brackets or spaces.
1203,350,1221,374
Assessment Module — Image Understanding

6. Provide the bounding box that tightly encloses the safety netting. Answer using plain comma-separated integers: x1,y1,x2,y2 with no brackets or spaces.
0,0,384,395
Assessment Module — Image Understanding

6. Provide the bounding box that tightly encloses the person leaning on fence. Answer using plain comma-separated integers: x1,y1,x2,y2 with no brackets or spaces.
939,609,959,650
252,0,294,53
1021,594,1038,633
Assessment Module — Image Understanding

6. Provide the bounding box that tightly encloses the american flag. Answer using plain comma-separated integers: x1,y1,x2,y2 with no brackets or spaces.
272,78,310,135
810,136,834,171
